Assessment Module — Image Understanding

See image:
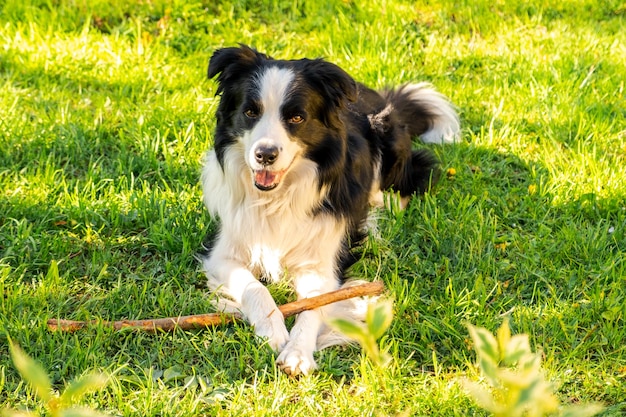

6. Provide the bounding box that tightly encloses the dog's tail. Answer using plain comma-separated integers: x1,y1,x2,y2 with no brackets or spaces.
381,82,460,144
368,83,459,199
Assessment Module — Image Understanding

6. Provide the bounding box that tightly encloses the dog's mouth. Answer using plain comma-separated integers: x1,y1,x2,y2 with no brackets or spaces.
253,168,287,191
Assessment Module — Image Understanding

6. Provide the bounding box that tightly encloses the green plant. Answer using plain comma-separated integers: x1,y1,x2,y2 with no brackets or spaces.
463,319,604,417
2,342,109,417
328,298,394,367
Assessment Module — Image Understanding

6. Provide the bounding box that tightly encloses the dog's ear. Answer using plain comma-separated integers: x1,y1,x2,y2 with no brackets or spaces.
302,59,358,107
208,45,270,94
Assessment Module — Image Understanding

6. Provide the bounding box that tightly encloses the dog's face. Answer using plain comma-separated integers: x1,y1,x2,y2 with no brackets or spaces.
208,46,357,191
239,66,305,191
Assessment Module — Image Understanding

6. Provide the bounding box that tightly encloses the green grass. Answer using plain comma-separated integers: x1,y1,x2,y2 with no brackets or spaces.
1,0,625,415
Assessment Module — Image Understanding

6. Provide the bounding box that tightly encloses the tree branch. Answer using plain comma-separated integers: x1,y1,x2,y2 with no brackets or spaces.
47,281,385,333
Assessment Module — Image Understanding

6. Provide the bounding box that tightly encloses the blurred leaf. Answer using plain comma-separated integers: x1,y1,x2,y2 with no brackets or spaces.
365,299,393,340
477,356,499,385
467,324,499,364
327,299,394,367
496,317,511,362
517,351,541,373
504,334,532,366
328,318,367,345
8,342,53,403
513,378,542,409
1,409,38,417
460,379,500,414
59,407,110,417
59,373,108,405
497,368,536,389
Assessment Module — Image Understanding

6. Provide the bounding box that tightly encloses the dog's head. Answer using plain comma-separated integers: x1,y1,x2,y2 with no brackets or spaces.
208,45,357,191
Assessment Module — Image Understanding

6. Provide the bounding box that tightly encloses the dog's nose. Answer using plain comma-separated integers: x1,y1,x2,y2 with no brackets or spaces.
254,145,279,165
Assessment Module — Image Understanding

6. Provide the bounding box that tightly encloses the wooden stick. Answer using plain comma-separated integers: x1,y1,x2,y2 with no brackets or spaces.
47,281,384,333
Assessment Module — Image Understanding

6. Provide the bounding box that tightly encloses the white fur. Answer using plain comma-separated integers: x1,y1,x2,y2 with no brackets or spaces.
202,148,351,374
406,82,461,144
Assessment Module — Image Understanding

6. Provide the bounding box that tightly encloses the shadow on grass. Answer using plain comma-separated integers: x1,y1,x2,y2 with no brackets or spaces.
371,141,625,380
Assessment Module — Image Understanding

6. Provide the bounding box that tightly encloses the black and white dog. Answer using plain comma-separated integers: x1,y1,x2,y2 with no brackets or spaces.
200,45,459,376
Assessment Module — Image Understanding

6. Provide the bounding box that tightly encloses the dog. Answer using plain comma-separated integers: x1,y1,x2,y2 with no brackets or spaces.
200,45,459,376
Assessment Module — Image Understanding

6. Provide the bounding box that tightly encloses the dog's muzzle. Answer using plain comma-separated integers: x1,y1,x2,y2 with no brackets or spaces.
252,144,287,191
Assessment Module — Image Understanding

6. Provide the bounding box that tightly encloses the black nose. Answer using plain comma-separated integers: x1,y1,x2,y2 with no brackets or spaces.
254,145,279,165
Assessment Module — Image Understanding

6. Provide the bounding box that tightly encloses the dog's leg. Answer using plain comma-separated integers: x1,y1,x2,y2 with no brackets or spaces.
276,310,321,376
202,256,289,351
276,272,338,376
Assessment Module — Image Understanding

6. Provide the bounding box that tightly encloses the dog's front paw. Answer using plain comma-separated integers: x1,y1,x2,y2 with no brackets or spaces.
276,344,317,376
253,312,289,352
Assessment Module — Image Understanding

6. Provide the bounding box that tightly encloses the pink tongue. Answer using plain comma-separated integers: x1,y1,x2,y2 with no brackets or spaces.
254,170,278,187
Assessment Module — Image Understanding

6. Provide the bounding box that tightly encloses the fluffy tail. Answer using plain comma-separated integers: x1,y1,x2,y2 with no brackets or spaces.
367,83,459,199
382,82,460,144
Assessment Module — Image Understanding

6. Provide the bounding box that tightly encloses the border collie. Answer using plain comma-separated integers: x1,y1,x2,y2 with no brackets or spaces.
200,45,459,376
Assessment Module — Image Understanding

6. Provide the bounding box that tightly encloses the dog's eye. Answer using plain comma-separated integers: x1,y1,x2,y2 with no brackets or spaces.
288,115,304,124
244,109,259,119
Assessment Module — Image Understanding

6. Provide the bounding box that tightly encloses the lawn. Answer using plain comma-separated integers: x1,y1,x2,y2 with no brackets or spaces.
1,0,625,415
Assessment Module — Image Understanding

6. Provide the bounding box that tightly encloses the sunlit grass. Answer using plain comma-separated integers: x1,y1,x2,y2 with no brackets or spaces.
1,0,625,415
